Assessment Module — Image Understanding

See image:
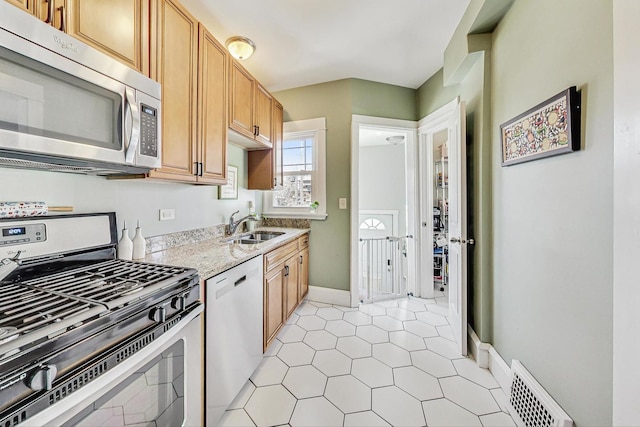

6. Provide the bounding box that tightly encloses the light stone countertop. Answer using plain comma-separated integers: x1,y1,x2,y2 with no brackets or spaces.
142,227,309,281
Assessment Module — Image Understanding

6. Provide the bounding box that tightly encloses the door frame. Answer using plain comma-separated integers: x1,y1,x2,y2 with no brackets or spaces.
417,98,459,299
350,115,418,308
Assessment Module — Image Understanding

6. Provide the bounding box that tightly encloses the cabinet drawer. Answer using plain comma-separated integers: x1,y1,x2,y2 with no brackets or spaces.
298,233,309,250
264,240,298,273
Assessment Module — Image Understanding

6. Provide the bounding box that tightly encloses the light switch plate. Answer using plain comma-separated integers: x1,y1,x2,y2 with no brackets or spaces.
159,209,175,221
339,198,347,209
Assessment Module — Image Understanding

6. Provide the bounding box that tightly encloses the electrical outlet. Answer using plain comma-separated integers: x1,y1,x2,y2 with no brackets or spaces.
339,198,347,209
159,209,175,221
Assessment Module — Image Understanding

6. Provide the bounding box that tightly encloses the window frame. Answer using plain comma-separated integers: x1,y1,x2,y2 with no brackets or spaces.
262,117,327,220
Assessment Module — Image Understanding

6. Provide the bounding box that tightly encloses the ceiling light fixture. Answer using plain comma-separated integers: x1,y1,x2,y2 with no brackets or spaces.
225,36,256,60
386,135,405,145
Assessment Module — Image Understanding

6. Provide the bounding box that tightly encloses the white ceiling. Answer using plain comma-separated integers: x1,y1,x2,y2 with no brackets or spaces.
182,0,471,92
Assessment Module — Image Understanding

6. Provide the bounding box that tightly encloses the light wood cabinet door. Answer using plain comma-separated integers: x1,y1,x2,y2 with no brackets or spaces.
264,266,285,350
248,100,283,190
148,0,198,182
229,60,255,140
5,0,36,15
254,83,273,145
284,254,299,319
65,0,149,75
37,0,65,31
197,24,227,185
298,246,309,303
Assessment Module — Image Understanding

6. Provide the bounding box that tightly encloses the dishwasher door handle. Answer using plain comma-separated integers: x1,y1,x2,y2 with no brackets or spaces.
234,275,247,286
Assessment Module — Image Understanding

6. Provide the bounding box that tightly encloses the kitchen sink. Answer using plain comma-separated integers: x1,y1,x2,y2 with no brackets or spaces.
224,231,285,245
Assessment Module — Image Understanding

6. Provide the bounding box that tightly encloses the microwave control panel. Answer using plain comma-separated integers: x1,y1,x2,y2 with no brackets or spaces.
0,223,46,247
139,104,158,158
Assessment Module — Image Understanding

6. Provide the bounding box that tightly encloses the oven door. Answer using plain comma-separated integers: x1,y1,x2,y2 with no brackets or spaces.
20,307,203,427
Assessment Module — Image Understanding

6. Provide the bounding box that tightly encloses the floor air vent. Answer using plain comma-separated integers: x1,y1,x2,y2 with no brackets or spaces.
509,360,573,427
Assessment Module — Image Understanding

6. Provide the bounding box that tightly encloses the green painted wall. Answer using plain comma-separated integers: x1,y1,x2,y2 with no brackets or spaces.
274,79,417,291
491,1,613,425
416,69,460,119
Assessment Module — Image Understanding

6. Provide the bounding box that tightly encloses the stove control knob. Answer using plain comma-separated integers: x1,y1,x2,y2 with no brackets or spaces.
27,364,58,391
150,306,166,323
171,295,185,311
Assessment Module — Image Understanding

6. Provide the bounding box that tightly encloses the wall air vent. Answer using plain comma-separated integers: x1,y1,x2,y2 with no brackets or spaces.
508,360,573,427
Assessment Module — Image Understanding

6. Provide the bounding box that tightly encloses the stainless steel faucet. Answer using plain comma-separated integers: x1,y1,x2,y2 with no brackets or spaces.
226,210,258,235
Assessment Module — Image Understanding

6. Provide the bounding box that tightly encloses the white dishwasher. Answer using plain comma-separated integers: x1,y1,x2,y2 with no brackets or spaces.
205,255,264,426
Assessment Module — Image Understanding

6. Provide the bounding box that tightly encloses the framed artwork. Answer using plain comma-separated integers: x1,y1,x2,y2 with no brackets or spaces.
218,165,238,199
500,86,581,166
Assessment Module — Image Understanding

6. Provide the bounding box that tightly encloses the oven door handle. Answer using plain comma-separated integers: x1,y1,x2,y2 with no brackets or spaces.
124,88,140,164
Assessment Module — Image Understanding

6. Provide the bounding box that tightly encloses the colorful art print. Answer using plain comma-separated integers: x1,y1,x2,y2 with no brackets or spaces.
501,87,581,166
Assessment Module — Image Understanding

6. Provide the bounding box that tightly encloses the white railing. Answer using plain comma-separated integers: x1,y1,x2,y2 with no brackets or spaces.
359,235,412,303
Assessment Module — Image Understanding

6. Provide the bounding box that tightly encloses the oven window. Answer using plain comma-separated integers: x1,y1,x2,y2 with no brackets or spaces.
63,340,185,427
0,46,121,150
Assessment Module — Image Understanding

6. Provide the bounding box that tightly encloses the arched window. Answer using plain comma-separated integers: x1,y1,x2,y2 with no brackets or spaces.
360,218,386,230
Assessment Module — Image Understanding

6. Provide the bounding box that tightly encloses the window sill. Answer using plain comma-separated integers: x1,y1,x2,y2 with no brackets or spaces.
262,212,328,221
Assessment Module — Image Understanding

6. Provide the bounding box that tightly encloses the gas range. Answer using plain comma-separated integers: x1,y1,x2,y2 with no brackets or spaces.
0,213,200,426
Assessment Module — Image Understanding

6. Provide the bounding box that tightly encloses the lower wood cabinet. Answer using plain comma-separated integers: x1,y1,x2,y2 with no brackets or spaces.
263,233,310,351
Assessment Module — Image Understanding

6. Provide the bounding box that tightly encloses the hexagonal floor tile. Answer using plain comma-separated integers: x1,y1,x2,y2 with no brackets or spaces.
372,316,404,331
415,310,449,326
250,356,289,387
218,409,256,427
427,303,450,316
490,388,512,414
389,330,427,351
336,336,372,359
228,380,256,410
372,386,425,427
297,315,327,331
385,307,416,321
277,324,307,343
440,376,500,415
295,302,318,316
344,411,391,427
264,338,283,357
325,319,357,337
316,307,345,320
452,358,499,389
357,304,387,316
403,320,438,338
245,384,296,427
352,357,394,388
282,365,327,399
308,300,333,307
278,342,315,367
480,412,517,426
436,324,455,341
343,310,373,326
372,343,411,368
286,312,300,325
393,366,443,401
375,300,399,308
290,396,344,427
325,375,371,413
312,349,352,377
303,330,338,350
425,336,466,360
410,349,456,378
397,299,428,312
422,398,482,426
356,325,389,344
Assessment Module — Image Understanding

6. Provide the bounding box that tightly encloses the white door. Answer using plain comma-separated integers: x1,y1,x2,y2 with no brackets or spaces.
447,101,468,356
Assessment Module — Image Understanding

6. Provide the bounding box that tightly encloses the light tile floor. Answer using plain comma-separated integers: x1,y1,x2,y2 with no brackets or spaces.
218,295,516,427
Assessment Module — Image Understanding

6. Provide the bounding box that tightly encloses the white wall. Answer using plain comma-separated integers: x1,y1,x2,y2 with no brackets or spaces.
0,144,258,238
612,1,640,424
359,143,407,235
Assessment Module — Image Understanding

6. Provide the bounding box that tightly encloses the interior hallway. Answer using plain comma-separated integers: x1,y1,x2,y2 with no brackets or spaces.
218,296,515,426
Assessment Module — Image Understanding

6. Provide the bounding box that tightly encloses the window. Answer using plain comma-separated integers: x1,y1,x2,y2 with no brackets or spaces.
263,118,326,219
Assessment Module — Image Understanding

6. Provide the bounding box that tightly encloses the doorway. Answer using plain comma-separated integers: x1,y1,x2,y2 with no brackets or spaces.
350,116,418,307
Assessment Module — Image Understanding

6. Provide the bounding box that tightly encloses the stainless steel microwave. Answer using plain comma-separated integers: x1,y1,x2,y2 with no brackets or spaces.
0,2,161,175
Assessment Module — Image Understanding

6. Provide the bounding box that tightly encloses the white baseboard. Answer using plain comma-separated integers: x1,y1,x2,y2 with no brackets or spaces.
466,326,512,394
306,285,351,307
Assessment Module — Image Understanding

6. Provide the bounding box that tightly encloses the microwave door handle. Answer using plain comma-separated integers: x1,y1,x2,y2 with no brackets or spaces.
124,88,140,164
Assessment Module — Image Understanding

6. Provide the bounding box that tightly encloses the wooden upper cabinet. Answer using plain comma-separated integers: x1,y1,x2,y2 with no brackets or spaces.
36,0,66,31
65,0,149,75
229,60,255,140
148,0,198,182
248,100,283,190
197,24,227,185
254,83,273,145
5,0,36,15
